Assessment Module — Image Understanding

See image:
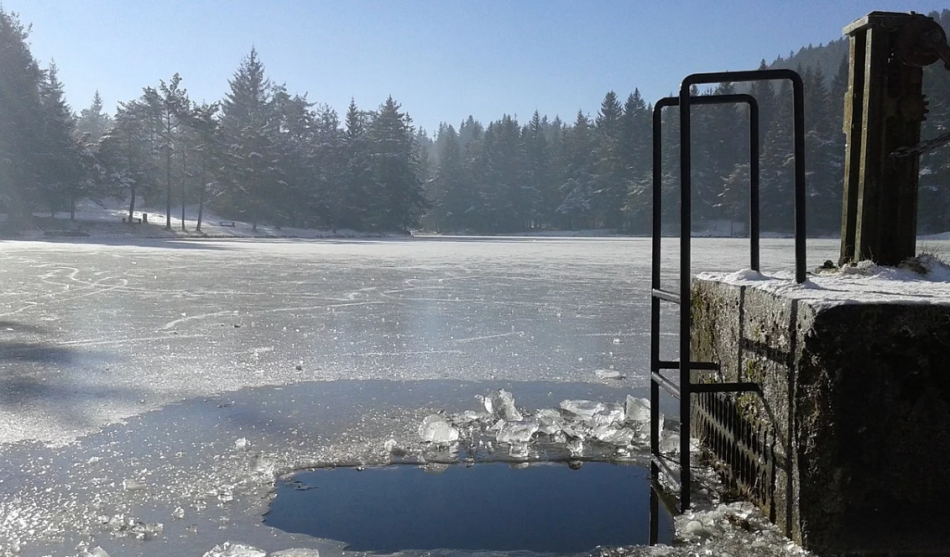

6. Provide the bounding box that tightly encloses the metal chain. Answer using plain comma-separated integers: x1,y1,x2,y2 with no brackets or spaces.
890,130,950,157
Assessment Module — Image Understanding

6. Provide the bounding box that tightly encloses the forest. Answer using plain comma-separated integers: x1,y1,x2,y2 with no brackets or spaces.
3,8,950,236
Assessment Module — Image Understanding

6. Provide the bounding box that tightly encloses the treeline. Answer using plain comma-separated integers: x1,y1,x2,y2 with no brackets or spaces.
423,60,848,235
5,7,950,236
0,9,426,233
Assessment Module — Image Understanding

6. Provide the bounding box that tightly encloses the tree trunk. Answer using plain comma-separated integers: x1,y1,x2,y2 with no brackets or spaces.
165,149,172,230
69,182,76,221
197,156,206,232
180,147,187,231
128,184,137,222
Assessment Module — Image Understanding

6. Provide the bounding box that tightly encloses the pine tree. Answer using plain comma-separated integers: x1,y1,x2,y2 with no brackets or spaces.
593,91,626,229
76,91,113,142
183,102,221,232
558,110,595,229
524,111,553,229
98,100,156,221
36,61,83,218
338,99,376,230
621,90,651,232
368,96,427,231
0,9,45,227
143,73,189,230
219,48,281,231
430,124,466,231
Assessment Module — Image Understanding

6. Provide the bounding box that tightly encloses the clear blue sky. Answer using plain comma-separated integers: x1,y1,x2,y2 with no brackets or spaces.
8,0,950,134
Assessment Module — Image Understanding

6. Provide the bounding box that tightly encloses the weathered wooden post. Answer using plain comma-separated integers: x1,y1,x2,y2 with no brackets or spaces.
840,12,950,266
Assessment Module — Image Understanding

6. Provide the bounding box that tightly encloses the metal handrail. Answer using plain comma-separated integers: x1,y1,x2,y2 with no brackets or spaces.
650,68,807,512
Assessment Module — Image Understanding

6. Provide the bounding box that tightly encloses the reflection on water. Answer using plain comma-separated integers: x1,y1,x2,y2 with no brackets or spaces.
265,462,674,553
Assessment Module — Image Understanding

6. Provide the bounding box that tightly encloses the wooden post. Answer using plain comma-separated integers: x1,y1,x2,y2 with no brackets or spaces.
840,12,929,266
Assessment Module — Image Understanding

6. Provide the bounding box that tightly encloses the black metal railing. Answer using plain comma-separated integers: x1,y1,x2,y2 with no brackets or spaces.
649,69,807,516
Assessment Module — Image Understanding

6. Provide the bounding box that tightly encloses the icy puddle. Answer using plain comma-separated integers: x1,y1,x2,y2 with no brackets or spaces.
264,462,674,553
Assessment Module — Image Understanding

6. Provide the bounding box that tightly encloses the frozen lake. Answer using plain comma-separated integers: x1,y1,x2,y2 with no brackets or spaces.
0,236,843,556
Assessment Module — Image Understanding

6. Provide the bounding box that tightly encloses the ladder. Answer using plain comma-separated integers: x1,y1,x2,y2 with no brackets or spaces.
649,69,807,515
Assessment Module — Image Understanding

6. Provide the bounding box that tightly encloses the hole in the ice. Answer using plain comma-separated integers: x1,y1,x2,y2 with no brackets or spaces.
264,461,674,553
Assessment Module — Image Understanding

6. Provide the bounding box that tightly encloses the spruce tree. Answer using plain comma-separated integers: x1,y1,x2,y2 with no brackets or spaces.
0,9,45,227
36,61,83,218
593,91,626,229
219,48,280,231
368,96,427,231
76,91,113,142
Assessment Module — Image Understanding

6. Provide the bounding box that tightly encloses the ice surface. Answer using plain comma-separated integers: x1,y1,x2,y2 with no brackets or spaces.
418,414,460,444
0,237,842,556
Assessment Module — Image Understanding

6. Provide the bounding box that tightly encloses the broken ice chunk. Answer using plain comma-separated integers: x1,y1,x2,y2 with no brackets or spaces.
594,369,626,380
235,437,249,450
537,410,565,435
559,399,605,419
418,414,459,444
85,548,111,557
592,425,635,446
489,389,523,421
202,542,268,557
172,507,185,520
660,432,680,454
455,410,490,424
590,404,626,427
567,437,584,457
496,419,540,444
624,395,651,423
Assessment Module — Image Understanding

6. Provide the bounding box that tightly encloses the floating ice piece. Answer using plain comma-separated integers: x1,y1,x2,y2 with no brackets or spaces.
122,479,146,491
624,395,651,423
85,548,110,557
172,507,185,520
272,550,322,557
490,389,523,421
559,399,605,419
594,369,626,380
202,542,267,557
418,414,459,444
496,419,540,444
235,437,249,450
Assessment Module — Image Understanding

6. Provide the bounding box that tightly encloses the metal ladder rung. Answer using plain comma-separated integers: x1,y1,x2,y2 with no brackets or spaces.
691,381,760,394
656,360,720,371
651,288,681,304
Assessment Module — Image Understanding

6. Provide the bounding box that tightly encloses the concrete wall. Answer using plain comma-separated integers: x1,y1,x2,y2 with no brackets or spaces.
691,277,950,555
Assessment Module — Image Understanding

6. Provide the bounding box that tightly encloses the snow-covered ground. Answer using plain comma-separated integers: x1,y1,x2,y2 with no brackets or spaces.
15,200,377,240
0,233,935,556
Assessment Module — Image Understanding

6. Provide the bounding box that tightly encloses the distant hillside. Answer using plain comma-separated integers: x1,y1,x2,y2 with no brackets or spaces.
768,38,848,83
765,9,950,84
